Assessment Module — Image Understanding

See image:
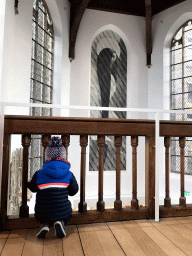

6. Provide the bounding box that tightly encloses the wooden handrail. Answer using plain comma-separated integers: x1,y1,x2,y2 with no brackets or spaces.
4,115,192,137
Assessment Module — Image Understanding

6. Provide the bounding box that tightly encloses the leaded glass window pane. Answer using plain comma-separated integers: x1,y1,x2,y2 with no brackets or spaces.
29,0,54,179
171,20,192,175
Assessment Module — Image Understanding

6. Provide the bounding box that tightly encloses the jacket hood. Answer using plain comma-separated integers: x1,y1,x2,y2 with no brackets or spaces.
42,160,70,179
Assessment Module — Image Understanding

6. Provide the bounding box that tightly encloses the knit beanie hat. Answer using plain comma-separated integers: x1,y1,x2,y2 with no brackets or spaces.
45,136,66,161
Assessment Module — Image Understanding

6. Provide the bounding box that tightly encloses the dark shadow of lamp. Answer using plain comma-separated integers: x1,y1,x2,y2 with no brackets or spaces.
14,0,19,15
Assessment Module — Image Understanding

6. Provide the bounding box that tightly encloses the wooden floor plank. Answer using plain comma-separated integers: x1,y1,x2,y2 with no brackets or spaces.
184,223,192,231
8,228,28,239
77,222,109,232
134,219,153,227
159,217,180,225
96,230,125,256
106,221,125,230
171,224,192,242
0,239,8,255
79,229,125,256
173,216,192,224
124,226,167,256
63,232,84,256
143,226,187,256
121,220,139,228
1,237,26,256
43,239,63,256
111,228,147,256
22,228,44,256
0,231,10,239
154,224,192,255
79,230,107,256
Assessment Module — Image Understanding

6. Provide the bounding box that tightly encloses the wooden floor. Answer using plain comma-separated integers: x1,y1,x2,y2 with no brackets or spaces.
2,217,192,255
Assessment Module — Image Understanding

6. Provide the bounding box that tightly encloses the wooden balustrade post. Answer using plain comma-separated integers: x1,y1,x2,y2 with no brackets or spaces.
78,135,88,213
97,135,105,212
19,134,31,218
164,137,171,208
114,136,122,211
179,137,186,207
42,135,51,162
0,134,11,230
131,136,139,209
62,135,70,161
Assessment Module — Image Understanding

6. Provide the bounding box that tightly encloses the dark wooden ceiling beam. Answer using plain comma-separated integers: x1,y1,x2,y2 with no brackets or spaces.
69,0,91,61
145,0,152,68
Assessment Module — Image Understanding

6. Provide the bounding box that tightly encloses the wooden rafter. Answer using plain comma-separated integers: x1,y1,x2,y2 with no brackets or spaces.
145,0,152,68
69,0,91,61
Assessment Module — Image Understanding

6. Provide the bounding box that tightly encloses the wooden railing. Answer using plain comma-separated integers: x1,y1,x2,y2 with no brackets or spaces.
1,115,192,230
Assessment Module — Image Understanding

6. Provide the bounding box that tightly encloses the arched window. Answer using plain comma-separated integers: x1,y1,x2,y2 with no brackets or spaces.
171,20,192,175
29,0,54,178
90,30,127,171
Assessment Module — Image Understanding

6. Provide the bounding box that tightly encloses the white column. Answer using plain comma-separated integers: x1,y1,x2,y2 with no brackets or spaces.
0,1,6,202
0,0,6,101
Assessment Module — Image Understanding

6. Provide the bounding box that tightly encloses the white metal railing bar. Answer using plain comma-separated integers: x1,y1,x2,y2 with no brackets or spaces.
155,112,160,222
1,101,192,222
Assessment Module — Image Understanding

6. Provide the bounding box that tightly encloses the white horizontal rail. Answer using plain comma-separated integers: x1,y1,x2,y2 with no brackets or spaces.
1,101,192,114
1,101,192,222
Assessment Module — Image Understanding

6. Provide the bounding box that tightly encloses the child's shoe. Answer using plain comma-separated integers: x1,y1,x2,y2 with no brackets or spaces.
54,221,66,238
36,223,50,238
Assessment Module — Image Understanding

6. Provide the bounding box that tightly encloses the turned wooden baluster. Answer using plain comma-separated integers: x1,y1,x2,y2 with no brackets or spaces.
131,136,139,209
19,134,31,218
97,135,105,212
42,135,51,162
78,135,88,213
62,135,70,161
164,137,171,208
114,136,122,210
179,137,186,207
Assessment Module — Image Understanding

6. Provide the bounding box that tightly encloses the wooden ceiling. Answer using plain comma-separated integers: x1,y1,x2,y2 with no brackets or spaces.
86,0,186,16
68,0,186,65
68,0,186,16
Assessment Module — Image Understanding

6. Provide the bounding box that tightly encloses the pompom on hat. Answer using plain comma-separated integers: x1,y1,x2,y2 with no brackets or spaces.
45,136,66,161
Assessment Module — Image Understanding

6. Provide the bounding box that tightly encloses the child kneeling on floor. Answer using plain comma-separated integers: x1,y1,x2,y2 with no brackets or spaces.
27,136,79,238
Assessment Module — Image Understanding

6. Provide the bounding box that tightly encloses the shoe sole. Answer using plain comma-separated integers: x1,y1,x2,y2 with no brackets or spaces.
36,227,49,238
54,221,66,238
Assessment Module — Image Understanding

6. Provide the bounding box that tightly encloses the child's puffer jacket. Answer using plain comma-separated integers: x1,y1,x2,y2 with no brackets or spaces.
27,159,79,223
